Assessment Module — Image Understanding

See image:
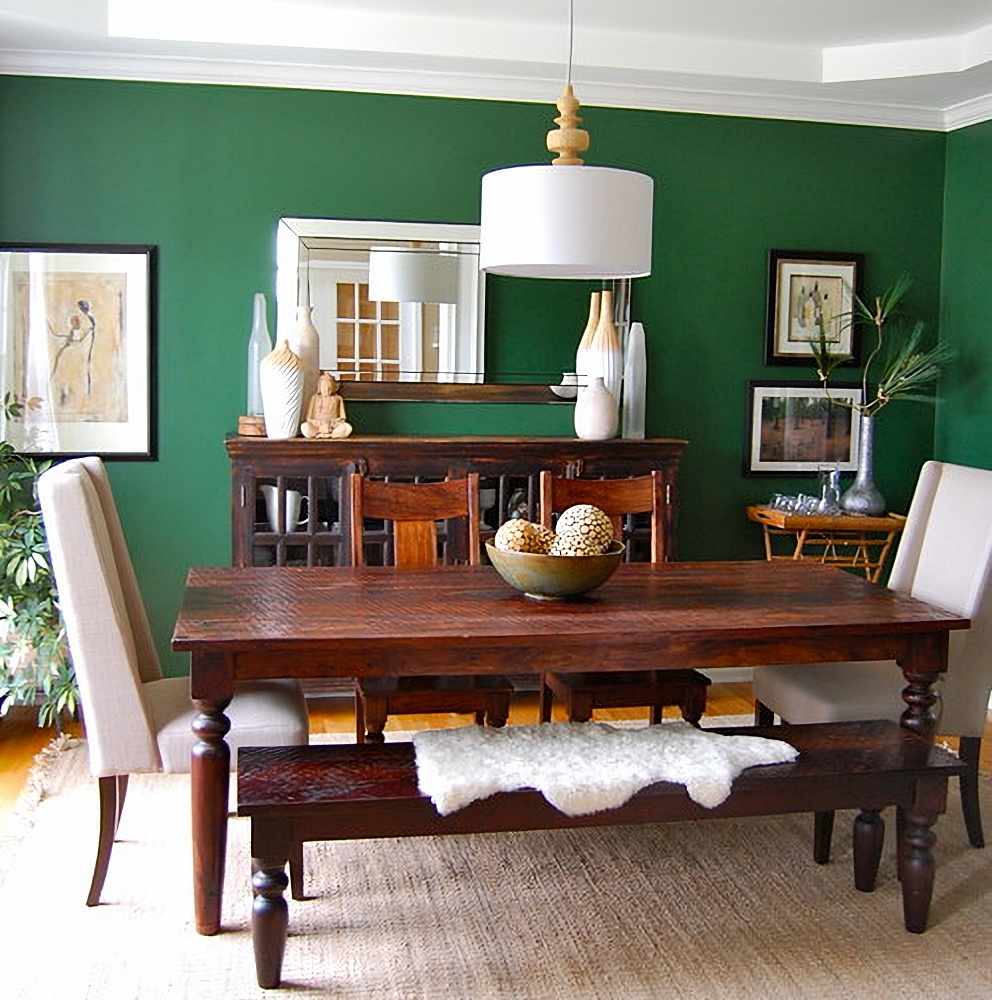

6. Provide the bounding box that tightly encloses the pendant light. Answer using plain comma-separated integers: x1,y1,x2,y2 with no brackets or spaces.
479,0,654,280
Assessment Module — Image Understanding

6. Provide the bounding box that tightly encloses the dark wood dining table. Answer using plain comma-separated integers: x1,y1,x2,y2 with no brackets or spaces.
171,559,969,936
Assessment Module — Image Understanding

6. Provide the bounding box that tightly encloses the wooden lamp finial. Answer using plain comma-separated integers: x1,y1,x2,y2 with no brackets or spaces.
546,83,590,165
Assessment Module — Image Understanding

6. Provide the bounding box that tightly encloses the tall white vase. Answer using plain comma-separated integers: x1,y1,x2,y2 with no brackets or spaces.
621,321,647,440
574,291,601,389
587,289,623,402
260,339,304,439
289,305,320,412
574,375,619,441
245,292,272,417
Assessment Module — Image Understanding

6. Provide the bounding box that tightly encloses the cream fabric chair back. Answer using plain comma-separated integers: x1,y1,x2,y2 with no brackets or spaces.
888,461,992,737
77,456,162,685
38,458,162,776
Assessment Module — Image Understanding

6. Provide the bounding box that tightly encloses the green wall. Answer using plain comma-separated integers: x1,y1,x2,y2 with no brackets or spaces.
939,119,992,466
0,76,948,672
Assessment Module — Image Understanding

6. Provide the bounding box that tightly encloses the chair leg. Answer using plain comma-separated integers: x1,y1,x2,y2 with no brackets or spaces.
754,700,775,726
649,704,664,725
288,840,305,901
959,735,985,848
680,688,708,728
87,774,127,906
362,696,388,744
813,810,834,865
354,688,367,744
566,692,594,724
485,692,511,729
538,675,554,723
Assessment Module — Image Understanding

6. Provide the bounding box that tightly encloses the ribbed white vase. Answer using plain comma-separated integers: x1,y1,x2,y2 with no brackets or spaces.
288,305,320,412
260,339,304,439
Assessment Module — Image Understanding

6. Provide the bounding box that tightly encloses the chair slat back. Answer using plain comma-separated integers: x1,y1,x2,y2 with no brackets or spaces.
37,459,161,776
539,470,665,563
349,473,481,569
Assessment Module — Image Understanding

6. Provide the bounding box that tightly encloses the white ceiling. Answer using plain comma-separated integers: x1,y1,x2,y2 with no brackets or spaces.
2,1,992,130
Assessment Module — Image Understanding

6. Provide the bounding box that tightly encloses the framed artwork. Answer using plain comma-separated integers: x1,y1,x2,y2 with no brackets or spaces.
745,380,863,475
765,249,864,366
0,243,157,460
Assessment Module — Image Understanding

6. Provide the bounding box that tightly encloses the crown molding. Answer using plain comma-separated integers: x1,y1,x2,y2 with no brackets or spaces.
944,91,992,130
0,46,972,133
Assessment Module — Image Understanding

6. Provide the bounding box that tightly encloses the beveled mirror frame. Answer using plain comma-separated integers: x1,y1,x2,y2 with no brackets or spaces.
277,217,628,403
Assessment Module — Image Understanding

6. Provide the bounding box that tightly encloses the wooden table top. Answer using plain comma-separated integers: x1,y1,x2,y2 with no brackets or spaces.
173,561,967,684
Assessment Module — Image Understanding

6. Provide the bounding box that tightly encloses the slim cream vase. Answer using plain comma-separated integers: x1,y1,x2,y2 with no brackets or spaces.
588,289,622,402
289,305,321,412
574,291,601,389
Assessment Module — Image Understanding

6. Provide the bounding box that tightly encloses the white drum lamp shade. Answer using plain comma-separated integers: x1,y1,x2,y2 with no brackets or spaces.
479,164,654,279
367,249,460,303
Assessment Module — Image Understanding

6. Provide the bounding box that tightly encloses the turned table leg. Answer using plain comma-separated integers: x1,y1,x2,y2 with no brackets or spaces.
191,695,232,936
898,633,948,740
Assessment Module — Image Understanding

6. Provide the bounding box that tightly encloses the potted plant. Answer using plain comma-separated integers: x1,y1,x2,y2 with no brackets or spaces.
811,273,953,515
0,393,76,730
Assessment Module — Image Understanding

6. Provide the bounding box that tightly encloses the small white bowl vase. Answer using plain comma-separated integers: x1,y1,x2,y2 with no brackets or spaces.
574,376,618,441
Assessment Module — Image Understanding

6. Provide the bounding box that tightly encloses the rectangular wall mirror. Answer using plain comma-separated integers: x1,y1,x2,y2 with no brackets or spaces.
277,217,631,403
277,218,486,396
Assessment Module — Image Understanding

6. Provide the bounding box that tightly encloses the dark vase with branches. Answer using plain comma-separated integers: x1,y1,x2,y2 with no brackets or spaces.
812,273,952,516
0,393,77,730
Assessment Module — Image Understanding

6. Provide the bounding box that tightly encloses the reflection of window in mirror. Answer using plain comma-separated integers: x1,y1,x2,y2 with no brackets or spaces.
276,219,484,385
310,257,450,383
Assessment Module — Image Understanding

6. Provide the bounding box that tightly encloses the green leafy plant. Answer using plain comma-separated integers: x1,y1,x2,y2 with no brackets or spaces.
811,272,953,418
0,393,76,730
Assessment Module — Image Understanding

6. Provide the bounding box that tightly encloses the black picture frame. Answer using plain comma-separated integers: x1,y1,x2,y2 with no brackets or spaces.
765,249,864,367
0,242,157,460
745,379,863,475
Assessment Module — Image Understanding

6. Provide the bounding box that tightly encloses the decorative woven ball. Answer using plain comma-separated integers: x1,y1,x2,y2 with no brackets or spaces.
494,518,546,553
554,504,614,554
531,523,557,554
548,533,605,557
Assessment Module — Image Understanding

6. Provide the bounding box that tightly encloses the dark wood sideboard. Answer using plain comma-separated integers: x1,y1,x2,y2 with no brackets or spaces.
227,435,688,569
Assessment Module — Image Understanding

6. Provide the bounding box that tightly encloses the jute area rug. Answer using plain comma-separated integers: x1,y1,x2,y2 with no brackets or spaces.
2,727,990,1000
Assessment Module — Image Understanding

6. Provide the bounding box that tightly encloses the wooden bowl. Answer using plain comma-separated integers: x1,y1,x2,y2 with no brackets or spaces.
485,540,625,601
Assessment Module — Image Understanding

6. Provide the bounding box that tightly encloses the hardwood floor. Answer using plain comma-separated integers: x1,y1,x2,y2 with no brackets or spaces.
2,681,989,835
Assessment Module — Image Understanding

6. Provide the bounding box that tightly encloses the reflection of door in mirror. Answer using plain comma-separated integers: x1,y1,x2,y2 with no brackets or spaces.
276,219,484,384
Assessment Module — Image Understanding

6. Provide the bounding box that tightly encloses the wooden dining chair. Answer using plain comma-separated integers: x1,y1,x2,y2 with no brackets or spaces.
537,470,711,724
350,472,514,742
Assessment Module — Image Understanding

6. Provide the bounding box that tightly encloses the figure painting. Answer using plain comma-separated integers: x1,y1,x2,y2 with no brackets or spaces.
0,244,155,459
14,270,128,423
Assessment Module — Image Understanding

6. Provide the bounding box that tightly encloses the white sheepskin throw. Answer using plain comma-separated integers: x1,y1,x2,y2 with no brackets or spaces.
413,722,799,817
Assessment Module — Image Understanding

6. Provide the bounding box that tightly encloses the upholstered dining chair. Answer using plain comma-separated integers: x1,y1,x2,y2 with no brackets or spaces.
537,470,711,725
350,473,514,742
753,460,992,850
38,457,310,906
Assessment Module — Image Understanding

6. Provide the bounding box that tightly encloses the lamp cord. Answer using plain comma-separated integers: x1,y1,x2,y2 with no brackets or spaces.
566,0,574,87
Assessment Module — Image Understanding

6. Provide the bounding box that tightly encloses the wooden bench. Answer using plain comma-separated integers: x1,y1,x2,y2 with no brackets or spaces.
238,720,965,989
